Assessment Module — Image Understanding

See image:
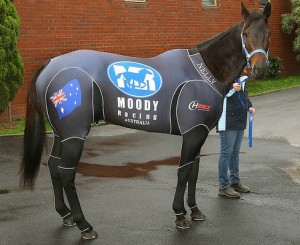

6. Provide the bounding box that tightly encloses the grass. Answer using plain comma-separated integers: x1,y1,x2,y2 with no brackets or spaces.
0,75,299,136
0,119,27,135
248,75,300,96
0,118,53,136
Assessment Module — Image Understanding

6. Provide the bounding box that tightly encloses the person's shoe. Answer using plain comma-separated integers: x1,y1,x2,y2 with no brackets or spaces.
231,183,250,193
218,187,240,198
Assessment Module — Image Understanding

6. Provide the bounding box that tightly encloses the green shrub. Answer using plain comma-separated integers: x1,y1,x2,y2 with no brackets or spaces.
0,0,24,114
281,0,300,60
265,56,283,79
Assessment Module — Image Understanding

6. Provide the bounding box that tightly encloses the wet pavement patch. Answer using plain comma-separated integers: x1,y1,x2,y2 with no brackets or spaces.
0,189,10,194
77,153,217,179
77,157,180,179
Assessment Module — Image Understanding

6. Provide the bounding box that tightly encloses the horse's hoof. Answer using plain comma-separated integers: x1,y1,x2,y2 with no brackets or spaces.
63,215,76,227
190,209,206,221
81,229,98,240
175,217,191,230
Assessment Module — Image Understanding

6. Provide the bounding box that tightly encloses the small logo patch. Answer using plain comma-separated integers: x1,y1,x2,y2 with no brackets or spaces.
188,101,211,111
107,61,162,98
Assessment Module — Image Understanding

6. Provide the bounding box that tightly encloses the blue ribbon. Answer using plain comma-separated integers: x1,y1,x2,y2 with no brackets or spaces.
248,112,253,147
236,76,253,147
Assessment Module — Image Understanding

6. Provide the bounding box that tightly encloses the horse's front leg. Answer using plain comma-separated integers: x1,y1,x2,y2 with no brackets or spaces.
187,155,206,221
173,126,208,229
57,138,98,240
48,135,75,226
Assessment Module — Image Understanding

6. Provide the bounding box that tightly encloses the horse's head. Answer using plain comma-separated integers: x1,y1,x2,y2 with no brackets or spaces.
241,2,271,79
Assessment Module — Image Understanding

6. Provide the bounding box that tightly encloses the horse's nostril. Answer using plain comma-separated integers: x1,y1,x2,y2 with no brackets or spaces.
253,65,265,75
253,66,259,74
252,65,266,79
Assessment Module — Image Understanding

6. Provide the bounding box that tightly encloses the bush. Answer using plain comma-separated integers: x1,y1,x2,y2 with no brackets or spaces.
281,0,300,60
265,56,283,79
0,0,24,114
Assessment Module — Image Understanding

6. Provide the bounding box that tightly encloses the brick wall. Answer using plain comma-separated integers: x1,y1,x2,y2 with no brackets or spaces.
1,0,298,121
268,0,298,75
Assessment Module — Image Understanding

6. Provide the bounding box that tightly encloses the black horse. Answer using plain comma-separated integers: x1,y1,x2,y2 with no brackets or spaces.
20,3,271,240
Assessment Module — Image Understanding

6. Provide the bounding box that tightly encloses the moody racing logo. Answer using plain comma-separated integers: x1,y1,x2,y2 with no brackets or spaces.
189,100,211,111
107,61,162,98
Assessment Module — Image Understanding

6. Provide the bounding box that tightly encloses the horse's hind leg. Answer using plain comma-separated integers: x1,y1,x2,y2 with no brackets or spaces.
57,138,98,240
173,126,208,229
48,135,75,226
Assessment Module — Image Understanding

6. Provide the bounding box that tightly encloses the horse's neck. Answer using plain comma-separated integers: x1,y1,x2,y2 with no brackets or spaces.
197,22,246,87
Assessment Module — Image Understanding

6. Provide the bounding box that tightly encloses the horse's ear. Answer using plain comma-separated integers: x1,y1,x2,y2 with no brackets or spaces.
241,2,250,19
263,2,271,20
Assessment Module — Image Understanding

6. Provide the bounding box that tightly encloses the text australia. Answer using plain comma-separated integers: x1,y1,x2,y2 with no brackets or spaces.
117,97,159,125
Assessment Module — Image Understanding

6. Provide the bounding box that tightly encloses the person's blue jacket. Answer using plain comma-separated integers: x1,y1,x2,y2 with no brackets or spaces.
217,82,252,131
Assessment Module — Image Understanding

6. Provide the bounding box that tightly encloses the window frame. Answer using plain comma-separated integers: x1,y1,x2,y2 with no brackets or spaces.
260,0,270,9
202,0,217,7
124,0,147,3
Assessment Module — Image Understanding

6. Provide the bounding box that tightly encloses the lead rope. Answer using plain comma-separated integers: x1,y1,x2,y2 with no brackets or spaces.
236,75,253,147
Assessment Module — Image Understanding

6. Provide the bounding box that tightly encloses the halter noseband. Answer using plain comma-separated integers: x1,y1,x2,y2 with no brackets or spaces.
241,33,269,68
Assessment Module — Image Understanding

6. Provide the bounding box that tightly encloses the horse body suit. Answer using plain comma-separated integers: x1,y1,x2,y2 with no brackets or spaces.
37,49,224,140
21,2,272,239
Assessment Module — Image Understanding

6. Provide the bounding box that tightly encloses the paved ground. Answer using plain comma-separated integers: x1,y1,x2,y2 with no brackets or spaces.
0,87,300,245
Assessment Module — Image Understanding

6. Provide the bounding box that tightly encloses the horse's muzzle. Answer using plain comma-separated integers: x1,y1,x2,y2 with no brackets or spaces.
252,63,267,80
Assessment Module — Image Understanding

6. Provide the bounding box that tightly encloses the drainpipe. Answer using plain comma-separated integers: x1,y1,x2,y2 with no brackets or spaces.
8,102,12,122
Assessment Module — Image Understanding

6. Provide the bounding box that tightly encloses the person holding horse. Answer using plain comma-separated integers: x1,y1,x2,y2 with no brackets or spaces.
217,78,255,198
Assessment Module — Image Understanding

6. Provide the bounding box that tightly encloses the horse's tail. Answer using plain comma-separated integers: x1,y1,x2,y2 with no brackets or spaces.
20,61,49,189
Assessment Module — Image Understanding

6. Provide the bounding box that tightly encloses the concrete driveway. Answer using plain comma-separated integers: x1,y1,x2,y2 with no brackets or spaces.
0,87,300,245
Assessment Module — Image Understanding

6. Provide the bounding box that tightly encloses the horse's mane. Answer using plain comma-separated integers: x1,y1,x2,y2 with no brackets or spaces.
194,11,267,86
196,11,267,49
196,24,240,50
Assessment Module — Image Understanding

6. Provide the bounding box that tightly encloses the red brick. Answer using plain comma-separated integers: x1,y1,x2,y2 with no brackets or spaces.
1,0,298,120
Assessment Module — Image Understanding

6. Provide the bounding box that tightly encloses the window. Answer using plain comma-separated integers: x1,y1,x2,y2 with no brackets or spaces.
202,0,217,7
125,0,147,2
124,0,147,8
260,0,270,9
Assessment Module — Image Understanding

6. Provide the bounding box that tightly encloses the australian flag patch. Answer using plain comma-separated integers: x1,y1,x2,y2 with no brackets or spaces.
50,79,81,119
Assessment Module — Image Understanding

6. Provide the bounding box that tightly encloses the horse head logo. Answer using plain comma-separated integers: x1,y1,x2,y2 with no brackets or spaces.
108,61,162,98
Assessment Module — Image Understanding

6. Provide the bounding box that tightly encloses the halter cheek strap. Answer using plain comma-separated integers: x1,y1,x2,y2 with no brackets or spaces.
241,34,269,68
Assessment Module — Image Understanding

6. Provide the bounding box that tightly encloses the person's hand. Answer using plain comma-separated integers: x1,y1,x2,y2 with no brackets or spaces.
249,107,255,114
233,83,242,91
